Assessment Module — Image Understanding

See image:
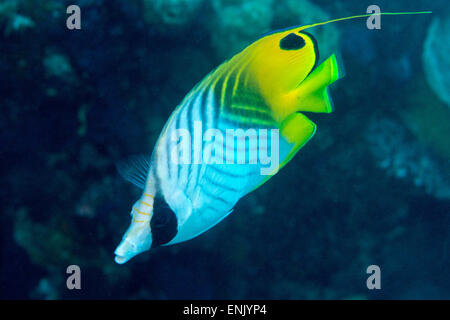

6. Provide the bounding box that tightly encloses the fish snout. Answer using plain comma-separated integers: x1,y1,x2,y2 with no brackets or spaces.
114,238,138,264
114,221,153,264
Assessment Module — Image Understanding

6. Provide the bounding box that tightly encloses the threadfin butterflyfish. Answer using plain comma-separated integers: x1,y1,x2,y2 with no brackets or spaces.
114,10,431,264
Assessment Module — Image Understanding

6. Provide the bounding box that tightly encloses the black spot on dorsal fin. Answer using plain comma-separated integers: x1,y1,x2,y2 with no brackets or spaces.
279,33,306,50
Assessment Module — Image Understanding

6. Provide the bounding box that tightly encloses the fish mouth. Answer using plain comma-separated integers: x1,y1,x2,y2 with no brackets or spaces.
114,255,129,264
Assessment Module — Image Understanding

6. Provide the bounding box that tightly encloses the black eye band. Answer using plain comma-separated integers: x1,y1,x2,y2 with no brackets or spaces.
279,33,306,50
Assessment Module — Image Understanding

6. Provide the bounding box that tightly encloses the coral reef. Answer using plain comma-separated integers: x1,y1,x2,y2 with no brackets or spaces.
43,52,74,80
423,13,450,106
400,78,450,161
0,0,34,35
366,116,450,200
208,0,274,59
141,0,204,29
208,0,339,61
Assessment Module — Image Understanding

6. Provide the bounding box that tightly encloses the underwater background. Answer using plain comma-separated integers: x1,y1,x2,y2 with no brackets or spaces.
0,0,449,299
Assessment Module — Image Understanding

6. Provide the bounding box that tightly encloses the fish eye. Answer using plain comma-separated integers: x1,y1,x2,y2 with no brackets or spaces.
279,33,306,50
150,197,178,246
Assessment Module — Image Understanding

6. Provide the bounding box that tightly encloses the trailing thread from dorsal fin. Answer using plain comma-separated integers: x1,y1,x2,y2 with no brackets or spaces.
299,11,432,31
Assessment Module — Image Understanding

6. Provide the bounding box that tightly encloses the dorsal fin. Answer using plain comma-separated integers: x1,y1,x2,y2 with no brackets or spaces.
116,155,150,189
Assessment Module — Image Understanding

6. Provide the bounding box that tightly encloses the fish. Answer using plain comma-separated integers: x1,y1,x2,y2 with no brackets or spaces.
114,11,432,264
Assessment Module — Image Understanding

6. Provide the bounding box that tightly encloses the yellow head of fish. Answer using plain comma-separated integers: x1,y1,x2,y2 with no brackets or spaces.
248,30,319,94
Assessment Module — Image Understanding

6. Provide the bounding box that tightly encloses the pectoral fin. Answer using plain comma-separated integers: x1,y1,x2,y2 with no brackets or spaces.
279,112,317,168
251,112,316,191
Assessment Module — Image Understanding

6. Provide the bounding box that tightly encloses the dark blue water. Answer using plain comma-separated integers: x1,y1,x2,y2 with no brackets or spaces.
1,0,449,299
